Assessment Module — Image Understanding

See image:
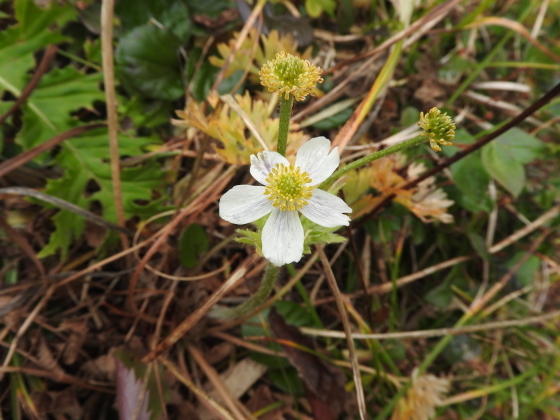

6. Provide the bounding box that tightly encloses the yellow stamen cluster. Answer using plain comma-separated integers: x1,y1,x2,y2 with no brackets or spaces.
264,163,313,211
418,107,456,152
259,52,324,101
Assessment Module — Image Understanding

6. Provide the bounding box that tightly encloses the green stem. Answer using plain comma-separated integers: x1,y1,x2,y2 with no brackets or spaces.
320,133,429,189
277,95,294,156
209,263,280,320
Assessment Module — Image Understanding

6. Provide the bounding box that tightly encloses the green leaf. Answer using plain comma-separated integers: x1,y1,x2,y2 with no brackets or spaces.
493,127,546,164
0,0,73,98
305,0,336,17
481,141,525,197
467,232,491,261
506,252,540,288
311,107,353,130
37,129,164,259
178,224,209,268
274,301,315,328
17,66,104,149
451,152,490,208
116,24,184,100
115,0,192,42
14,0,75,40
400,106,420,127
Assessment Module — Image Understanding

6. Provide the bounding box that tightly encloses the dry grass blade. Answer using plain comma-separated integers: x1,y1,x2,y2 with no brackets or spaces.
158,356,237,420
101,0,128,253
188,344,258,420
127,165,236,320
301,309,560,340
465,16,560,62
317,245,368,420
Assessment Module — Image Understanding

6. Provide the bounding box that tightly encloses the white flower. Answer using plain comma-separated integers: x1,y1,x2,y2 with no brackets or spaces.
219,137,352,266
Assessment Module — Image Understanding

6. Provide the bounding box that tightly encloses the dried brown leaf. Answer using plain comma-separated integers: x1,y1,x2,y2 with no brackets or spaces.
268,308,346,420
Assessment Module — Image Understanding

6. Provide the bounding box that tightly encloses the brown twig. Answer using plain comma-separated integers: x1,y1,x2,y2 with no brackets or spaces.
0,45,58,125
142,254,260,363
101,0,128,251
316,245,367,420
127,166,236,322
0,124,105,179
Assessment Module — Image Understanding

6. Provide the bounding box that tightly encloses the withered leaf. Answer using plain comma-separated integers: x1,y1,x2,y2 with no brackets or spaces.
268,308,346,420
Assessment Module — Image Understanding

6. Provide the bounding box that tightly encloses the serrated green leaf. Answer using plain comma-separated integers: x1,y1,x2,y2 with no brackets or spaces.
179,224,209,268
116,24,184,100
17,66,104,149
0,0,73,98
37,129,164,259
481,141,525,197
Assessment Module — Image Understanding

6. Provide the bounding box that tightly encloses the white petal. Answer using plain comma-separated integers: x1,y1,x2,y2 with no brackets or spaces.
295,137,340,186
250,151,290,185
262,209,304,266
219,185,272,225
300,189,352,228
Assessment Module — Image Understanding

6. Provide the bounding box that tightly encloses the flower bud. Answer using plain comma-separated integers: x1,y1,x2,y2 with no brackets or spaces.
418,107,456,151
259,52,323,101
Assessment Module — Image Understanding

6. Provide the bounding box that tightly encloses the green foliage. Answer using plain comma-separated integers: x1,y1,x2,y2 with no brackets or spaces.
38,129,164,258
481,127,546,197
311,107,353,130
18,67,104,149
0,0,166,258
305,0,336,18
301,216,347,254
178,224,209,268
116,25,185,100
0,0,74,97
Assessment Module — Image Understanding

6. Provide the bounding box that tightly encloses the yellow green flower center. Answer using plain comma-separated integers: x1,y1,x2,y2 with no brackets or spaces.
259,52,324,101
264,163,313,211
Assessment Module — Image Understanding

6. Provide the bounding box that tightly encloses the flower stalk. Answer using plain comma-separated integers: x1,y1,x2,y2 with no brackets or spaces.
277,95,294,156
320,133,429,189
210,263,280,319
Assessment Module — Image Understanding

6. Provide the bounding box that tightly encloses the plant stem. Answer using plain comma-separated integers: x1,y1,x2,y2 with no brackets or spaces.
277,95,294,156
209,263,280,320
320,133,429,189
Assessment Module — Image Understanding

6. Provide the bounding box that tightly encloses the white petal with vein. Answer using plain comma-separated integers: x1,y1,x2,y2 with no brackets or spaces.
295,137,340,185
219,185,272,225
262,209,303,266
300,189,352,228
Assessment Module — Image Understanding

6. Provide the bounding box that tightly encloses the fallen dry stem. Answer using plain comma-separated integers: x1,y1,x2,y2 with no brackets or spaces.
301,309,560,340
188,344,257,420
317,245,367,420
158,356,237,420
101,0,128,251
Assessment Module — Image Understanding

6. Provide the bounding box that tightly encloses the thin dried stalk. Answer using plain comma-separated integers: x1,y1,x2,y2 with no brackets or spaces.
101,0,128,250
317,246,368,420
